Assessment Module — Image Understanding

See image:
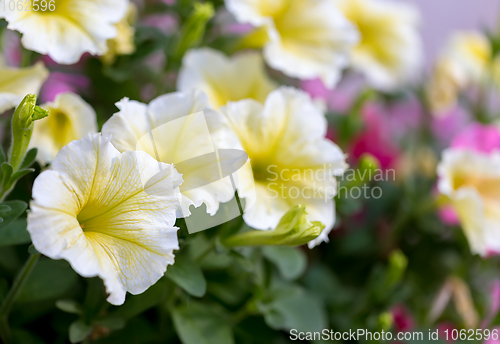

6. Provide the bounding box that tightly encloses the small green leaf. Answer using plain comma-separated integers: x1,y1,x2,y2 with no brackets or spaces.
1,162,13,189
28,244,39,254
0,219,30,247
172,302,234,344
56,299,83,315
0,147,6,165
256,284,327,333
18,259,78,303
69,319,92,344
20,148,37,169
9,168,34,188
165,254,206,297
262,246,307,280
0,201,27,229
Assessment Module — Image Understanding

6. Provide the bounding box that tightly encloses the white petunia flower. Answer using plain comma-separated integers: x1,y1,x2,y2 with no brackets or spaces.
220,87,348,248
0,0,129,64
28,133,183,305
101,90,239,218
438,148,500,257
225,0,359,88
177,48,277,109
337,0,423,91
29,92,98,165
0,58,48,113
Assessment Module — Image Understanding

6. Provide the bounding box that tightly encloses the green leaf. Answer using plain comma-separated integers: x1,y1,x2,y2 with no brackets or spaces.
165,254,206,297
9,168,34,187
0,218,30,247
17,259,78,303
256,284,327,333
262,246,307,280
69,319,92,344
172,301,234,344
56,299,83,315
0,147,6,165
28,244,38,254
0,200,27,229
111,278,169,320
20,148,37,169
1,162,13,189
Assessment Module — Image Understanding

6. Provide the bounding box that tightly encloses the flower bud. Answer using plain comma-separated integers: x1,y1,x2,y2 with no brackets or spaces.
10,94,49,171
222,205,324,247
174,2,214,60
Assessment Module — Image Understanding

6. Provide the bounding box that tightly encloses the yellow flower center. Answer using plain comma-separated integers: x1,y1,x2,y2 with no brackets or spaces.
48,109,76,149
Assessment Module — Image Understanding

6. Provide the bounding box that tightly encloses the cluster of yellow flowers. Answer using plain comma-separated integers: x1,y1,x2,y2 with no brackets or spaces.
0,0,427,304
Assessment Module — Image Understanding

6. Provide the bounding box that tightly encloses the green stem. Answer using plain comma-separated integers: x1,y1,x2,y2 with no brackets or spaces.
0,253,40,343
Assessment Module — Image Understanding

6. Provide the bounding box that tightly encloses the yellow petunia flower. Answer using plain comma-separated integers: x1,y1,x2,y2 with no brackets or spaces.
0,0,129,64
225,0,359,88
177,48,277,109
102,2,137,65
427,31,495,114
0,58,48,113
337,0,422,91
438,147,500,257
220,87,348,247
101,90,240,218
29,92,98,165
28,133,183,305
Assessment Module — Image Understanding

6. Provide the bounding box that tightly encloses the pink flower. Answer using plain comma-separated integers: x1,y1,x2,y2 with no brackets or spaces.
391,304,415,332
300,77,362,113
450,123,500,153
142,14,178,34
1,30,22,67
350,103,402,170
40,72,90,103
438,206,460,226
432,105,471,149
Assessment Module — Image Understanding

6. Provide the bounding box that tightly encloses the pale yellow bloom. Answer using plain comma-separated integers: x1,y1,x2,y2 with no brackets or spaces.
226,0,359,87
0,58,48,113
427,31,494,114
220,87,348,247
337,0,422,91
28,133,183,305
438,148,500,256
29,92,98,165
101,90,239,217
178,48,277,109
102,3,137,65
0,0,129,64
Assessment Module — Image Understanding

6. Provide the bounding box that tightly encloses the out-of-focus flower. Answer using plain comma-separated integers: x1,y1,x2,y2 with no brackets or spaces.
0,58,48,113
427,32,497,115
390,304,415,332
337,0,422,91
350,103,401,170
29,92,98,165
28,133,182,305
1,30,22,66
431,105,471,149
223,205,323,247
40,72,91,103
142,13,178,35
220,87,348,247
0,0,128,64
103,3,137,65
101,90,238,217
437,123,500,256
226,0,359,87
178,48,277,109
